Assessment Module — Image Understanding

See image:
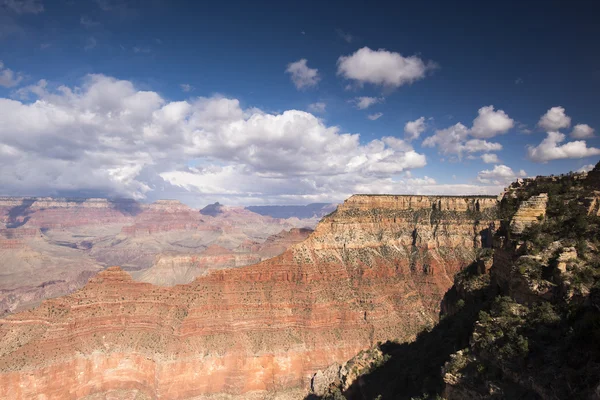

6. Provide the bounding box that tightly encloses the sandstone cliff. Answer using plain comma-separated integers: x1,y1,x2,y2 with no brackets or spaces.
0,194,498,399
0,197,316,316
309,162,600,400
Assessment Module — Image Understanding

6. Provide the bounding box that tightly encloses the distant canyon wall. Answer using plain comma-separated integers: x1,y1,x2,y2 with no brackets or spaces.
0,194,499,399
0,197,315,316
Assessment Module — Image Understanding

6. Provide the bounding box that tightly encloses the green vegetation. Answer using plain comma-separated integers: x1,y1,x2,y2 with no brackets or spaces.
309,166,600,400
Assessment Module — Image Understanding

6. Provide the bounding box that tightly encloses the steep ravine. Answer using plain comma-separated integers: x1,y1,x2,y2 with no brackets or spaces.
0,195,498,399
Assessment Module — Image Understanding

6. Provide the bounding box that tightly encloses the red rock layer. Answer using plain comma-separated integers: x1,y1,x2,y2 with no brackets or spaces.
0,195,498,399
135,230,313,286
0,197,316,316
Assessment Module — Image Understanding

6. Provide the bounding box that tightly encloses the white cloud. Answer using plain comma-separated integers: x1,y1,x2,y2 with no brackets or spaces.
538,106,571,131
470,105,514,138
285,59,320,90
422,122,502,158
517,122,532,134
353,96,383,109
367,112,383,120
578,164,595,173
337,47,437,88
0,74,431,205
527,131,600,163
84,37,97,51
463,139,503,153
422,106,511,158
307,102,326,113
404,117,426,141
407,176,436,185
481,153,500,164
180,83,193,92
1,0,43,14
571,124,595,139
0,60,23,87
477,164,526,185
423,123,469,155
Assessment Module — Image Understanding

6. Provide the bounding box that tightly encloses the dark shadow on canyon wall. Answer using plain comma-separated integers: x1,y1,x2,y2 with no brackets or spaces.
339,288,489,400
7,199,35,228
109,198,142,216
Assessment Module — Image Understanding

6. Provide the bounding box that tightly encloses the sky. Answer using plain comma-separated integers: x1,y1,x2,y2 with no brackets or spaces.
0,0,599,207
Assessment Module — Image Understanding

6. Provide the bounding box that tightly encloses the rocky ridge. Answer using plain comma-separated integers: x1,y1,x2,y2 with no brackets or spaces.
0,194,498,399
308,161,600,400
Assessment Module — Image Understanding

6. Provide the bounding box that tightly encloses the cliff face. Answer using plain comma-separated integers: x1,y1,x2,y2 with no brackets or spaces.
0,195,498,399
0,197,315,315
135,229,312,286
311,164,600,400
509,193,548,234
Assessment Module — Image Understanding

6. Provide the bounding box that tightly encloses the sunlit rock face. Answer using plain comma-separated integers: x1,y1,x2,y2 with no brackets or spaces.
0,197,315,316
510,193,548,234
0,194,498,399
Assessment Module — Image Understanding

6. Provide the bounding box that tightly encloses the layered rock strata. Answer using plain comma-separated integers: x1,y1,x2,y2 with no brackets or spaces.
0,195,498,399
0,197,315,315
509,193,548,234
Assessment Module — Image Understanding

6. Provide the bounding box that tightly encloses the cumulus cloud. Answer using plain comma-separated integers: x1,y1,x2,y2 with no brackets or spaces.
470,105,514,138
578,164,595,173
1,0,43,14
0,74,433,205
337,47,437,88
422,106,510,158
422,122,502,158
367,112,383,120
481,153,500,164
538,106,571,131
353,96,383,109
407,176,436,185
285,59,320,90
571,124,595,139
527,131,600,162
307,102,326,113
180,83,193,92
0,60,23,87
477,165,526,185
404,117,426,141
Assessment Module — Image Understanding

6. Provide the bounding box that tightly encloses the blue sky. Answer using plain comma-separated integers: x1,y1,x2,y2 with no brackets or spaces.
0,0,599,206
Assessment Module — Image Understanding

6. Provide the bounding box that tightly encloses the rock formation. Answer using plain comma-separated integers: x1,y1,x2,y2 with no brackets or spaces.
308,164,600,400
135,229,312,286
0,194,498,399
0,197,317,315
509,193,548,234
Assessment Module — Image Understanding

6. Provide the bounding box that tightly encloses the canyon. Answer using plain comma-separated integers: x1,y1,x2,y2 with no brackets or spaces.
0,198,322,315
0,194,498,399
308,164,600,399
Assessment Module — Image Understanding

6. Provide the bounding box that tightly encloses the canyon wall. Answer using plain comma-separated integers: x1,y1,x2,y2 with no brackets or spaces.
0,197,316,316
0,195,498,399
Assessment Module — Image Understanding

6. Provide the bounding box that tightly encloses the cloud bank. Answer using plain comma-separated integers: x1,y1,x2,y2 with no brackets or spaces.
0,74,453,205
